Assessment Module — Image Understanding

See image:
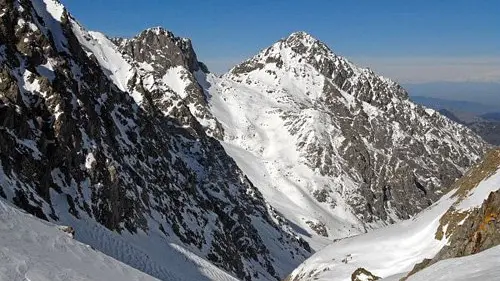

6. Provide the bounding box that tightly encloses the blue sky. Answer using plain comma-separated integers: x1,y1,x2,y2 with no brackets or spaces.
60,0,500,87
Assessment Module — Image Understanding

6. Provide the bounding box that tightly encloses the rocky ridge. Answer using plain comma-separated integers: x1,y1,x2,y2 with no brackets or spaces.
404,149,500,279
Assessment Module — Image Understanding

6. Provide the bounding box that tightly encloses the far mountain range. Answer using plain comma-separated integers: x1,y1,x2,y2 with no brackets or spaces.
411,95,500,145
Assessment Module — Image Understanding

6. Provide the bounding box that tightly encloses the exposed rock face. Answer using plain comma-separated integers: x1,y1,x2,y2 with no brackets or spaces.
205,31,489,241
114,27,224,138
114,27,200,73
439,189,500,253
0,1,309,280
351,268,380,281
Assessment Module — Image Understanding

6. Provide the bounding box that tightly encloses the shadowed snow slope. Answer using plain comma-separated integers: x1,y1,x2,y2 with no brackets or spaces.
0,198,161,281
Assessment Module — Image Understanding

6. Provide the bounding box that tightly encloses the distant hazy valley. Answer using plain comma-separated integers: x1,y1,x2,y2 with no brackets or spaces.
411,95,500,145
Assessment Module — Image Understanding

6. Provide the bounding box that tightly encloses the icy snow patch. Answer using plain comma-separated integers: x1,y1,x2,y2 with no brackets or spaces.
162,66,191,99
85,152,96,169
456,168,500,211
36,59,56,81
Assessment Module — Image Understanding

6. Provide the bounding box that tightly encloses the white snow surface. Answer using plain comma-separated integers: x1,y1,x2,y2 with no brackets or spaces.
41,0,65,21
0,194,241,281
456,168,500,211
288,192,453,281
0,198,160,281
71,21,142,104
288,166,500,281
161,66,191,99
401,245,500,281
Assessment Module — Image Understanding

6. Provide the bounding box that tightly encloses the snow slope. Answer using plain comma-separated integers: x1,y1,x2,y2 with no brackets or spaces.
209,85,363,249
286,191,453,281
0,198,160,281
0,191,241,281
46,190,242,281
401,245,500,281
287,154,500,281
71,20,142,104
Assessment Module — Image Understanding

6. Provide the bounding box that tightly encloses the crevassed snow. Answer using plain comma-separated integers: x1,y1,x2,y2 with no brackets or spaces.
401,245,500,281
0,198,160,281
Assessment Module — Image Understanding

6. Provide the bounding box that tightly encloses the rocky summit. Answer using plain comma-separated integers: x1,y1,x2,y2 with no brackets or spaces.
0,0,493,281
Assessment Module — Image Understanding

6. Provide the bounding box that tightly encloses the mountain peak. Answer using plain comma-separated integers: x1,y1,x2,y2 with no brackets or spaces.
281,31,331,55
230,31,336,76
145,26,166,35
116,26,200,72
138,26,179,40
286,31,315,40
285,31,319,44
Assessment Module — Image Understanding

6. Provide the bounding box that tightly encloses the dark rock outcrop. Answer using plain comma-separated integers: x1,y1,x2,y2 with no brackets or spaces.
351,268,380,281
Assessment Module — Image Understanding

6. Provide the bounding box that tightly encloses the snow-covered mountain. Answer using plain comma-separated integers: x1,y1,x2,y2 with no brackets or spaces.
287,149,500,281
203,31,487,247
0,1,310,280
0,0,492,280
